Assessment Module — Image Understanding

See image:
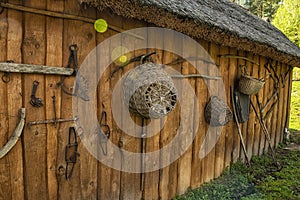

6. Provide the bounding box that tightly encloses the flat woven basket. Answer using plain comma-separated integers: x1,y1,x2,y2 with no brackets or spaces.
238,75,265,95
205,96,233,126
123,62,177,119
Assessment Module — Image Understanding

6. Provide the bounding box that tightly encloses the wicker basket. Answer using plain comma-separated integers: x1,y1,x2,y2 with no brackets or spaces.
238,75,265,95
205,96,233,126
123,62,177,119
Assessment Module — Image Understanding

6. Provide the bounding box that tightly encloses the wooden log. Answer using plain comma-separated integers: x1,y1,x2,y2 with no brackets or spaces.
76,4,98,200
96,10,121,200
142,27,163,200
281,64,291,143
251,54,260,156
45,1,64,199
0,62,74,75
258,56,266,155
6,2,25,198
213,44,225,179
190,39,208,188
0,2,144,40
238,50,247,161
177,32,196,195
158,30,180,200
0,7,11,199
202,42,218,181
275,63,284,147
22,0,48,199
285,67,293,133
219,46,232,170
226,47,237,164
264,60,274,153
245,53,255,160
268,61,277,149
119,16,144,200
57,1,81,198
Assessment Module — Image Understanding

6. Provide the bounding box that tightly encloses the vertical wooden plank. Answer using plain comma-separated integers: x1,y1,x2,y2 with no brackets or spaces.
0,6,11,200
201,41,213,183
77,5,98,200
269,63,279,149
220,46,232,170
176,34,196,195
284,67,293,135
262,58,272,153
158,30,181,200
200,41,219,183
45,1,64,199
22,0,47,199
57,1,92,199
258,56,266,155
96,10,123,200
275,63,284,147
281,64,291,142
227,47,238,163
251,54,260,156
206,42,218,180
245,53,255,160
190,39,208,189
213,45,226,179
6,1,24,199
237,50,247,161
142,26,162,200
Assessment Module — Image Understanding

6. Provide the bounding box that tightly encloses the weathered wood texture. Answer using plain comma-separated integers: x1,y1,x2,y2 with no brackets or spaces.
0,2,294,200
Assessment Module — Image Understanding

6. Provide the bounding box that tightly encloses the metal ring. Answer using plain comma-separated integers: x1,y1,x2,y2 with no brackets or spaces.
2,72,10,83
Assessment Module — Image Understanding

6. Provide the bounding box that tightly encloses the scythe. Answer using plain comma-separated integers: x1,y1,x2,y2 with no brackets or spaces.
0,108,25,159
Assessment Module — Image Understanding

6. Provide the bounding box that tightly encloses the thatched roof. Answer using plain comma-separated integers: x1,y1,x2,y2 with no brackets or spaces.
80,0,300,67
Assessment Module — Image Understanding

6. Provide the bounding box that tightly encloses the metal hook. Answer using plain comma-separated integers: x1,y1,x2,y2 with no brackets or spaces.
2,72,10,83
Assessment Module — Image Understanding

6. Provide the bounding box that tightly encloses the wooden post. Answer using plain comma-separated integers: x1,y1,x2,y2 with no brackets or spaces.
45,0,64,199
6,1,25,198
190,39,208,188
213,44,225,179
177,32,196,195
0,6,11,199
22,0,48,199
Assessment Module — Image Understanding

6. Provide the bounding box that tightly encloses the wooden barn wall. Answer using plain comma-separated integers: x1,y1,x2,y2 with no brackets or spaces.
0,2,293,200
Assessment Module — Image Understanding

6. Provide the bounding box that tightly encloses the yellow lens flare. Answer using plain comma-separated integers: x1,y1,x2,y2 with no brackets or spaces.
111,46,130,65
94,19,108,33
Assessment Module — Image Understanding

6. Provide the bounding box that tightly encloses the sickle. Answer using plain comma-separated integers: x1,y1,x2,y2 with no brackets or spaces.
0,108,26,159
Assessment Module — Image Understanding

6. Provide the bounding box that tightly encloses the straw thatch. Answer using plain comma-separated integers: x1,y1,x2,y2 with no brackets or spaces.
79,0,300,67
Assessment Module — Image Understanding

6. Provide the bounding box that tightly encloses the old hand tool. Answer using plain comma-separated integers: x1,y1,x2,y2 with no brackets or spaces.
57,44,90,101
27,116,78,128
30,81,43,107
0,108,25,159
230,86,251,169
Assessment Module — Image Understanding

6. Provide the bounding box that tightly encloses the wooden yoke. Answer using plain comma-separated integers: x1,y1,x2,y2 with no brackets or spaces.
0,108,26,159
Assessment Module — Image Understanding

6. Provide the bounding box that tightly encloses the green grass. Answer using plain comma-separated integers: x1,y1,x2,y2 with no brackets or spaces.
290,68,300,130
173,133,300,200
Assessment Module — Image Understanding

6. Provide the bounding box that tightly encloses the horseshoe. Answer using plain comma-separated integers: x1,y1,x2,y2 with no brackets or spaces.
0,108,26,159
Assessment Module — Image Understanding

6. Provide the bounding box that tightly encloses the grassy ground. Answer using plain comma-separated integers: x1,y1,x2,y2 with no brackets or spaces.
173,131,300,200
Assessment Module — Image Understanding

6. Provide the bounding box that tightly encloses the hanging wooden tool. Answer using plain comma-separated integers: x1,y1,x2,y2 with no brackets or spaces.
27,117,78,127
0,108,25,159
230,87,251,168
